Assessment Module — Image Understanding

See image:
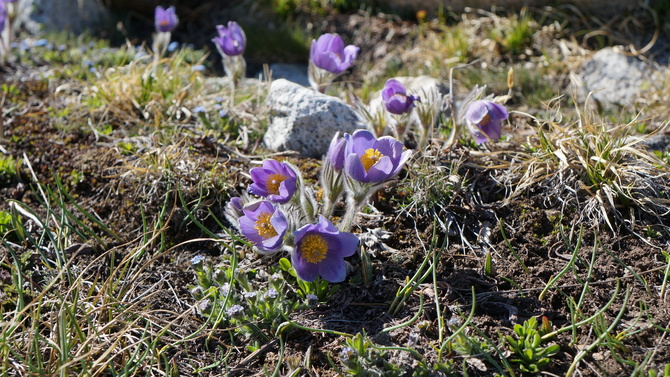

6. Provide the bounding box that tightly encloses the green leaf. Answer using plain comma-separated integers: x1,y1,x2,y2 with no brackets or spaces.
545,344,560,356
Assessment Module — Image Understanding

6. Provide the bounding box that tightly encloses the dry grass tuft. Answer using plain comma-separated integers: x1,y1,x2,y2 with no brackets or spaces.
486,100,670,232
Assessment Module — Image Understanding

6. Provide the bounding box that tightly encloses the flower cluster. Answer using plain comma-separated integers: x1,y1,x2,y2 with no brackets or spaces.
227,130,411,284
356,79,509,146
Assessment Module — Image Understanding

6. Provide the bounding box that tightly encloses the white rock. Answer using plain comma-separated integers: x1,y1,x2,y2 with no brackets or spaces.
264,79,363,157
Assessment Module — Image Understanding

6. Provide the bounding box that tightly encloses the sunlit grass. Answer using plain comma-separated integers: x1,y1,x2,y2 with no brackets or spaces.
489,102,670,232
84,47,206,128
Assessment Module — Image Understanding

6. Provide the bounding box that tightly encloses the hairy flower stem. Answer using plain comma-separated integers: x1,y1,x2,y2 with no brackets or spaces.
338,189,370,232
321,177,343,218
221,54,245,105
308,61,336,93
391,113,412,140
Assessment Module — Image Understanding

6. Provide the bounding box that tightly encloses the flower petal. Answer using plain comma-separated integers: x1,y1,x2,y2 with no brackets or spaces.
270,208,288,234
319,34,344,54
382,79,406,101
292,248,319,282
318,51,345,74
317,254,347,283
374,136,403,161
260,234,282,250
479,119,503,141
346,130,377,155
343,45,360,64
326,232,359,258
391,149,413,176
344,153,368,182
465,100,490,125
239,216,262,243
487,102,509,120
364,156,394,183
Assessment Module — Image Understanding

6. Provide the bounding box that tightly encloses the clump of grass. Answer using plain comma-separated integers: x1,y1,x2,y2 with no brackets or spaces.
84,47,206,126
397,148,461,231
495,102,670,232
491,7,536,56
0,154,19,183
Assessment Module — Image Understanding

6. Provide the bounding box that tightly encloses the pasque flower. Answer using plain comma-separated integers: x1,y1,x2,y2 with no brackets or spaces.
0,1,7,32
248,159,297,204
343,130,412,184
382,79,420,115
465,100,509,144
239,201,288,252
213,21,246,56
0,8,4,33
292,215,358,283
327,133,347,171
310,33,359,75
154,6,178,33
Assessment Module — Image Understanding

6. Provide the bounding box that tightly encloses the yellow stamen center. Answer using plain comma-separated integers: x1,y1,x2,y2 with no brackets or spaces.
266,174,287,195
360,148,383,172
301,234,328,264
254,212,277,239
160,20,169,26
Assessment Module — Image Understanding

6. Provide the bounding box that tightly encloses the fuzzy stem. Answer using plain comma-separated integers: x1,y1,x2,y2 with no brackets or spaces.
338,189,369,232
321,177,343,218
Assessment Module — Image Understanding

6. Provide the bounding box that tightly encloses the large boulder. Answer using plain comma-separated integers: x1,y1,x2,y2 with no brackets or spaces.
264,79,363,157
574,47,661,108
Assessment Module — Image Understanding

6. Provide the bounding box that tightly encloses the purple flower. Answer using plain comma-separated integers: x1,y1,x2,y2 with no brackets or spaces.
343,130,412,184
248,160,297,204
213,21,246,56
465,100,509,144
291,216,358,283
310,33,359,75
226,304,244,317
382,79,420,115
239,201,287,252
327,133,347,171
0,2,6,32
229,197,243,212
154,6,178,33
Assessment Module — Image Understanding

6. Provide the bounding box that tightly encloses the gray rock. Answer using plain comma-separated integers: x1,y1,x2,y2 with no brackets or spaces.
639,134,670,151
264,79,363,157
257,64,309,87
30,0,109,33
576,47,660,108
